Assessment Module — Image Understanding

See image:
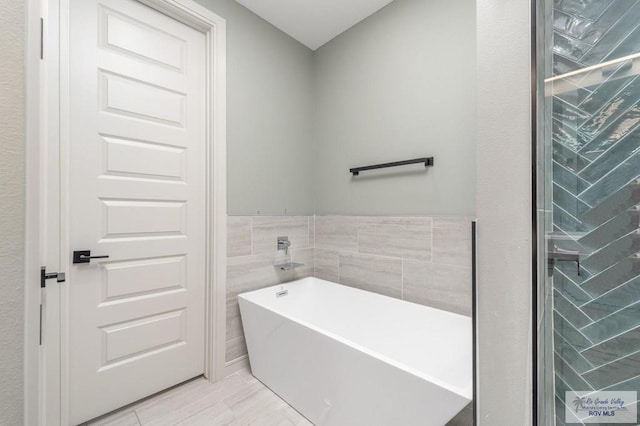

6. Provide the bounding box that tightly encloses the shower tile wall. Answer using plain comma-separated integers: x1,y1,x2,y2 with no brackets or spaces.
549,0,640,423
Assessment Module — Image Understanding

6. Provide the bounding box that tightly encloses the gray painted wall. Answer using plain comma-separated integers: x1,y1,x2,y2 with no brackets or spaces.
0,0,25,424
313,0,476,216
202,0,477,217
0,1,536,424
476,0,532,424
194,0,315,216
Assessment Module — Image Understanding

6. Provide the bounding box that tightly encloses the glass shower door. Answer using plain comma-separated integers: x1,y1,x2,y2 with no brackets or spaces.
537,1,640,424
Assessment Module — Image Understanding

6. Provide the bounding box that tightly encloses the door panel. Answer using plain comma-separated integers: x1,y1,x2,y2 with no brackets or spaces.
100,71,186,126
67,0,206,423
101,256,187,301
102,135,186,181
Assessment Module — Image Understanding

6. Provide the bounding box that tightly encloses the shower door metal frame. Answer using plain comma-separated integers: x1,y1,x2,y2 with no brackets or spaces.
530,3,640,423
531,0,540,424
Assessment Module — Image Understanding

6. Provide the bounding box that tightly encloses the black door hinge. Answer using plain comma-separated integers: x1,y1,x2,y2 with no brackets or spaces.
39,304,43,345
40,18,44,59
40,266,65,288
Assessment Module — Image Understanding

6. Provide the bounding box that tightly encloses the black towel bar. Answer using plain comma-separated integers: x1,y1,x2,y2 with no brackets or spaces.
349,157,434,176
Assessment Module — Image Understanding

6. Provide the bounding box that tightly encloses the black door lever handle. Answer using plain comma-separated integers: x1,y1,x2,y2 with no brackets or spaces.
73,250,110,264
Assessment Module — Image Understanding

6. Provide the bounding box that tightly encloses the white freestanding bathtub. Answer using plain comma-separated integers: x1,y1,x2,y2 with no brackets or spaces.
238,277,472,426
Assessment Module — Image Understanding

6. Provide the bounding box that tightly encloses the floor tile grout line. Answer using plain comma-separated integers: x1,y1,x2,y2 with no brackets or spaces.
168,399,229,426
94,370,314,426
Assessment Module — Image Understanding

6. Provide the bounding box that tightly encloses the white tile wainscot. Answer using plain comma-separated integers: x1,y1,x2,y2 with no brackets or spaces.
225,215,473,367
314,215,473,317
225,215,315,366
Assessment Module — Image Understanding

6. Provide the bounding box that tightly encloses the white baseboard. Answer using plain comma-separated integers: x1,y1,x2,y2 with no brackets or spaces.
224,355,250,377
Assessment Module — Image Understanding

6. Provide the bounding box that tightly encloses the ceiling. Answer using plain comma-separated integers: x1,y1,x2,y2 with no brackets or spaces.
234,0,396,50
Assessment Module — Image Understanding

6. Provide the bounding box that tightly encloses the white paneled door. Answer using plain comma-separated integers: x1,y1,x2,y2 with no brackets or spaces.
67,0,206,423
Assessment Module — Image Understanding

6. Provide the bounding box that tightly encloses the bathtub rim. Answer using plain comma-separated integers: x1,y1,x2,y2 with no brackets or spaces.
238,277,473,401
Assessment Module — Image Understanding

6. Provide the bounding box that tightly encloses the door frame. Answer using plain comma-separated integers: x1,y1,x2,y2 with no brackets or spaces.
24,0,227,423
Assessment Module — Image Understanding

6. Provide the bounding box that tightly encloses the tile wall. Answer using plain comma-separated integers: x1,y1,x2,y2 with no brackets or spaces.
225,215,473,365
226,216,315,363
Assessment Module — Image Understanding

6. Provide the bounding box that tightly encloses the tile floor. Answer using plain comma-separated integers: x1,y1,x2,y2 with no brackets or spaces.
86,367,472,426
86,368,312,426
